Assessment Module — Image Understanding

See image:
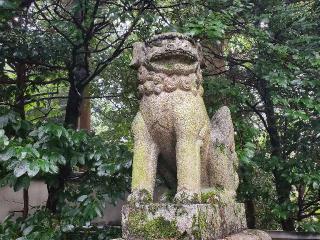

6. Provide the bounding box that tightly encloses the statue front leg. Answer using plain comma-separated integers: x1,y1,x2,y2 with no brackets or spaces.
175,134,202,203
128,112,159,203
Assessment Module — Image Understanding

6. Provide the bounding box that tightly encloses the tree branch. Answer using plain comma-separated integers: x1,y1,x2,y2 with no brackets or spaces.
81,1,148,86
25,94,121,104
246,100,269,132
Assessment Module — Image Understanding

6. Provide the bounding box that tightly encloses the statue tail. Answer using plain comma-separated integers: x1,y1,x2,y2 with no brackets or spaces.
201,106,239,198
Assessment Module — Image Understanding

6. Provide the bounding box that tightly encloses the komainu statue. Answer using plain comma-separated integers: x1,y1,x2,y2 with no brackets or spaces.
129,32,239,203
120,32,271,240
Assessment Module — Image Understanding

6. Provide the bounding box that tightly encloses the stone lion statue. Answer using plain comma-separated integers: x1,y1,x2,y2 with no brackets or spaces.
129,32,239,203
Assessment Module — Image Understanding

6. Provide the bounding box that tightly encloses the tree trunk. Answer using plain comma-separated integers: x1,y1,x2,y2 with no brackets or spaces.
46,164,71,213
79,85,91,131
15,63,26,119
15,62,29,219
259,78,295,231
64,83,84,129
22,188,29,218
245,199,256,229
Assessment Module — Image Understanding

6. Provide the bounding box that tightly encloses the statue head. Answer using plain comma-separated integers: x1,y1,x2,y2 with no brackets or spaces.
131,33,204,96
130,32,203,75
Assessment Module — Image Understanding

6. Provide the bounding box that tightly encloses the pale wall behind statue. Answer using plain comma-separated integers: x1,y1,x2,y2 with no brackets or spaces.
0,181,124,224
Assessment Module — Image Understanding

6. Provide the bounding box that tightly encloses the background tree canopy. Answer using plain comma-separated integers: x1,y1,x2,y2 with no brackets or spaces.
0,0,319,239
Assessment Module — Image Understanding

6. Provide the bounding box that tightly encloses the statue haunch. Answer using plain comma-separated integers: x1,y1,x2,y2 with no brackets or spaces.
129,33,239,203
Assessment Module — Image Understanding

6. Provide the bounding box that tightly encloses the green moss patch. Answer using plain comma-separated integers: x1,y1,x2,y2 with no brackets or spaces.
191,210,208,240
128,211,179,239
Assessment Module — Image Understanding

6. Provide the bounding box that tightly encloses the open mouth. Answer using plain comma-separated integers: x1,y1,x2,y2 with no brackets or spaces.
150,50,197,64
145,49,199,75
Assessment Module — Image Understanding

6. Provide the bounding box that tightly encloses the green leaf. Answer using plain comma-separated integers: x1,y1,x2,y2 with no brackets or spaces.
61,224,74,232
22,226,33,236
0,111,16,128
30,148,40,158
13,162,28,177
0,148,14,161
49,164,59,173
27,162,40,177
56,128,62,138
312,181,319,190
78,154,85,165
57,155,66,164
77,195,88,202
38,159,50,172
16,237,27,240
95,206,102,217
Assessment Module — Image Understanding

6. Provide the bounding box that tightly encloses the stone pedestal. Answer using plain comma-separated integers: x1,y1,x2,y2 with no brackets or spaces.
122,202,250,240
220,230,271,239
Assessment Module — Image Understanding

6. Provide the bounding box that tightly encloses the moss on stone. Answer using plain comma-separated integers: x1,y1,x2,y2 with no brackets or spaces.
139,189,153,203
214,143,227,153
164,63,174,69
131,148,149,188
200,191,217,204
191,210,208,239
148,204,159,215
200,187,224,204
128,189,153,205
174,191,200,204
128,210,179,240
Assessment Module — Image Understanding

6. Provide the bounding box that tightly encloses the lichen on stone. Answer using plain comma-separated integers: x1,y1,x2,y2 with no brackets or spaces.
127,211,179,240
122,203,248,240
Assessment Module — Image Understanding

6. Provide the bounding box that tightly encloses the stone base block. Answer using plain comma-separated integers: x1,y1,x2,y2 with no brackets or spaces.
122,202,247,239
220,229,271,240
114,229,271,240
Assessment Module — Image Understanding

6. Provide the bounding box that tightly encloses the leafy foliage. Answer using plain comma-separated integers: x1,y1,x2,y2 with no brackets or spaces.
0,109,130,239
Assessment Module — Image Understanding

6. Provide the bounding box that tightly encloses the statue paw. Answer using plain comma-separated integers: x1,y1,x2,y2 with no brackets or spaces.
174,190,200,204
127,189,153,204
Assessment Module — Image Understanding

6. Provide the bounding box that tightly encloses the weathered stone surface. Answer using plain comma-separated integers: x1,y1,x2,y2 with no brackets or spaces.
119,229,272,240
208,106,239,199
129,32,240,203
113,229,272,240
219,229,272,240
124,32,269,240
122,203,247,240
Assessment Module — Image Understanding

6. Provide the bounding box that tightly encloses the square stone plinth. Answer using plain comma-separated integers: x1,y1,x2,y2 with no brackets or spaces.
114,229,272,240
122,202,247,240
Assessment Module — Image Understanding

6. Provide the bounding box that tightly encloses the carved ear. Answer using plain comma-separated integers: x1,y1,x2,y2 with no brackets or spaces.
196,42,206,68
130,42,146,69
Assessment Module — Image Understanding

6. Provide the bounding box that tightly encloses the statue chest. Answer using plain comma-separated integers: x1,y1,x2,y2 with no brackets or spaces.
138,73,203,97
